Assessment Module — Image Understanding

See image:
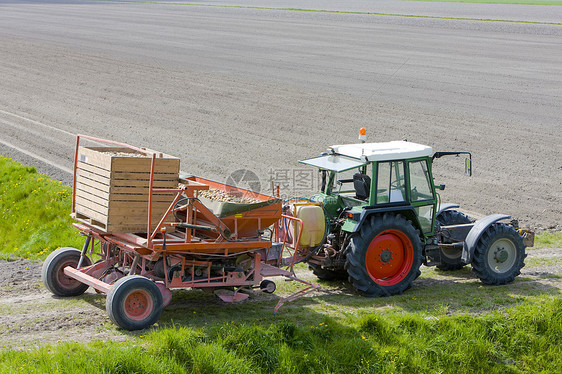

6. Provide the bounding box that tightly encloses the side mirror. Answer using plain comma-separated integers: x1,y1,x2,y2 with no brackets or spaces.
465,157,472,176
437,184,446,191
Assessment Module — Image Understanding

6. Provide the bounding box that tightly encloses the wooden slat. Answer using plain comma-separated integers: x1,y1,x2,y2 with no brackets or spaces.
75,212,173,233
78,147,112,170
107,201,174,212
110,178,177,188
109,186,176,194
79,147,179,173
75,207,172,224
76,186,175,203
75,199,108,218
76,175,110,192
85,146,178,159
111,171,179,181
106,214,174,225
76,190,174,208
112,157,179,174
77,162,111,179
76,182,110,200
75,204,108,222
77,165,177,182
77,171,177,191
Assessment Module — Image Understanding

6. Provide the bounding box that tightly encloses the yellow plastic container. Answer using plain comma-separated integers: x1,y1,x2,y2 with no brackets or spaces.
295,204,326,248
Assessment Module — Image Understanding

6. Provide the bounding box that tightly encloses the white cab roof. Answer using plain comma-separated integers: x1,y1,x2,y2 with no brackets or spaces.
329,141,433,161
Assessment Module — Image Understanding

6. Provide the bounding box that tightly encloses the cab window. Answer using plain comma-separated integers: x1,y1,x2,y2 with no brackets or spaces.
332,164,371,202
408,160,434,201
376,161,406,204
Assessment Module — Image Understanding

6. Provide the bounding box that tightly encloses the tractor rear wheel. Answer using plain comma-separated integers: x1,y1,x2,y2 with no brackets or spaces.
345,214,423,297
106,276,163,330
436,210,473,271
42,247,92,297
471,224,526,285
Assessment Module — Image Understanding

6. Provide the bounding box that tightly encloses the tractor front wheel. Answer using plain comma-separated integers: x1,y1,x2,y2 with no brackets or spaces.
471,224,526,285
106,276,163,330
345,214,423,297
436,210,473,271
42,247,92,297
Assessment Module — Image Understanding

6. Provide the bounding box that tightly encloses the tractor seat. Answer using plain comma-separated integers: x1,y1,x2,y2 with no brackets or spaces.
353,173,371,201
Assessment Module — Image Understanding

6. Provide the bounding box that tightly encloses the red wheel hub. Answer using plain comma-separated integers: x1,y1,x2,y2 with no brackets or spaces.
124,290,153,320
56,260,80,288
365,229,414,286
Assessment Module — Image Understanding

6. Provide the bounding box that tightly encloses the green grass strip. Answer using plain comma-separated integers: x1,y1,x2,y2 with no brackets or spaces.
534,231,562,248
92,0,562,26
0,155,82,261
0,296,560,372
405,0,562,5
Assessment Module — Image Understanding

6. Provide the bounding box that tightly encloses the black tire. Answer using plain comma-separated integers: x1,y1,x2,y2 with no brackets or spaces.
106,276,163,331
345,214,423,297
308,263,348,281
260,279,277,294
471,223,526,285
436,210,473,271
42,247,92,297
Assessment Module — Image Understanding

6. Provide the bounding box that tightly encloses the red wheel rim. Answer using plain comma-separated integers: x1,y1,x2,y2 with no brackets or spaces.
365,229,414,286
56,260,81,289
124,290,153,321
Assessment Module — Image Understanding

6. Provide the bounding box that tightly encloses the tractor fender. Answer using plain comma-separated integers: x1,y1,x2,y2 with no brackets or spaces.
461,214,510,263
349,205,419,233
436,203,460,217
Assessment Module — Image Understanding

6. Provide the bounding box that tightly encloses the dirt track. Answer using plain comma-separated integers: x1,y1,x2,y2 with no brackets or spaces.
1,248,560,348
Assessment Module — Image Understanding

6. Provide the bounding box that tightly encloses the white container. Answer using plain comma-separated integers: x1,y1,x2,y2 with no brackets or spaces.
295,205,326,248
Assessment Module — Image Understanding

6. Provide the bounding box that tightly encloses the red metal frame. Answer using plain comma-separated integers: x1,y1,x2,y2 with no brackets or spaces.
66,135,319,315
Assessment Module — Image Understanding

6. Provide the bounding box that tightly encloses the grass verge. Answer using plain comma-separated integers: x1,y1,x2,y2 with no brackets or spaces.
405,0,562,4
0,296,560,373
0,155,82,261
534,231,562,248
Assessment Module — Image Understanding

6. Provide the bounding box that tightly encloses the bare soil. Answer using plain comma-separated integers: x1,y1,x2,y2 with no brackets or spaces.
0,248,559,349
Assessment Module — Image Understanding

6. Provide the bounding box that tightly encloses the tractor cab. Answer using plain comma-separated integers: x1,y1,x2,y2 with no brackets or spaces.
300,139,438,236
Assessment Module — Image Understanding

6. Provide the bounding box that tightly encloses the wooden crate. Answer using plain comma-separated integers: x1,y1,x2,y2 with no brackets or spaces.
74,146,180,233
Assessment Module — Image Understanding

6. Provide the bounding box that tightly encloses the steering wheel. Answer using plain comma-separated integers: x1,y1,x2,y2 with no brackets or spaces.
411,186,420,201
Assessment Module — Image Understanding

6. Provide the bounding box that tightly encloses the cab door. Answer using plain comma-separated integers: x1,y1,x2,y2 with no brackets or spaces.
406,158,437,235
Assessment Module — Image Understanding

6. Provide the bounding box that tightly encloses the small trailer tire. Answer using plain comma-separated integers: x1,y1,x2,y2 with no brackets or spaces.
260,279,276,294
106,276,163,331
471,224,526,285
42,247,92,297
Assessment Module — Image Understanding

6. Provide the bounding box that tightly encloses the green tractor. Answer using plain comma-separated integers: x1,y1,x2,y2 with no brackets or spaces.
292,130,533,297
